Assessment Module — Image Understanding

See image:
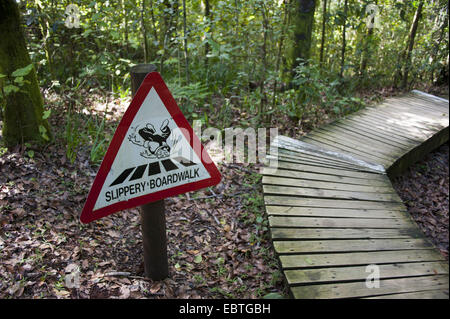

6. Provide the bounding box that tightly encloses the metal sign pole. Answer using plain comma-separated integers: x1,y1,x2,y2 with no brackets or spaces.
130,64,168,281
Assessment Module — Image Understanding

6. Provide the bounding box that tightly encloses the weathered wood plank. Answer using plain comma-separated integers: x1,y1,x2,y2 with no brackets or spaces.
291,275,449,299
269,154,370,172
262,167,391,187
324,121,415,150
262,176,395,193
269,160,388,180
269,216,411,229
263,185,402,203
338,118,423,147
364,289,449,299
343,115,426,142
306,130,398,162
264,195,405,210
273,238,433,254
266,206,406,218
284,261,449,286
315,125,408,157
279,249,445,269
302,136,392,167
271,228,421,240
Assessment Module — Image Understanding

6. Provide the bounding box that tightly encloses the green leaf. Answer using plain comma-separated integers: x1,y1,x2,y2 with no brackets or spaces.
42,109,51,120
0,73,6,79
194,254,203,264
262,293,284,299
27,150,35,158
14,76,24,84
11,64,33,77
4,84,20,95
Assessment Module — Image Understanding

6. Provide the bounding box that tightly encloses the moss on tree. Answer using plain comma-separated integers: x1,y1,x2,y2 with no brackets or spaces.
287,0,316,78
0,0,52,148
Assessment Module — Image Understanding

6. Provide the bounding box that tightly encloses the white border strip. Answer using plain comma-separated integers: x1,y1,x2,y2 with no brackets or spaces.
273,135,386,174
411,90,449,103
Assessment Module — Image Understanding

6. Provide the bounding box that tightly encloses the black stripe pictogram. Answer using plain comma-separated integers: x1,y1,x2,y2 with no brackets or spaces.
148,162,161,176
161,159,178,171
129,164,147,181
109,157,198,187
173,156,197,167
110,167,135,186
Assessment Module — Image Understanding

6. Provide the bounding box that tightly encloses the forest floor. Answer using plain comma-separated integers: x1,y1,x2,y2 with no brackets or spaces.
392,143,449,260
0,84,448,298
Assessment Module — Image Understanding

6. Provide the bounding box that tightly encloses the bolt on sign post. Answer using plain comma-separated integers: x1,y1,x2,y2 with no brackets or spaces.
80,64,222,281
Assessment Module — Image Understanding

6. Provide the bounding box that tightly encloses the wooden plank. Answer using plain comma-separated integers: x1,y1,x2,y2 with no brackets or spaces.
340,117,423,147
284,261,449,286
275,145,362,165
263,185,402,203
364,289,449,299
279,249,445,269
262,176,396,193
388,96,450,116
262,167,391,187
270,160,388,180
315,125,408,157
325,121,415,150
291,275,449,299
343,115,427,143
269,216,412,229
274,135,386,172
271,228,421,240
264,195,405,210
372,98,448,116
307,130,398,162
273,238,433,254
355,108,441,133
266,206,406,219
271,154,370,172
364,108,447,132
273,152,368,171
301,136,393,167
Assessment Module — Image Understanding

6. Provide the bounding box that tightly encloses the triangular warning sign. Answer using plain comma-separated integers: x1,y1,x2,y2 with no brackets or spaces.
80,72,221,223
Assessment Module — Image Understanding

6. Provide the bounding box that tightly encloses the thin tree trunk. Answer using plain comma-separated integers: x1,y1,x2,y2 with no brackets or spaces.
259,3,269,121
182,0,189,82
430,3,448,83
319,0,327,65
339,0,348,78
402,0,424,89
360,1,378,76
204,0,211,67
272,0,289,107
141,0,149,63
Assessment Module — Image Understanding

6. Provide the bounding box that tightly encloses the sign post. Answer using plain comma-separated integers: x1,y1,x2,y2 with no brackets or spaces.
131,64,168,281
80,64,221,282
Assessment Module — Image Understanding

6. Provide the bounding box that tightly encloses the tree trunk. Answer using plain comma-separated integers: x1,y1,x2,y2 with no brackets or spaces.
204,0,211,67
402,0,424,89
319,0,327,65
360,1,378,76
339,0,348,78
141,0,149,63
288,0,316,76
182,0,189,82
0,0,52,148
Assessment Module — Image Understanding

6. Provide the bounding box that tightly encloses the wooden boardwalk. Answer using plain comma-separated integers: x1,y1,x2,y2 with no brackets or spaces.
262,91,449,299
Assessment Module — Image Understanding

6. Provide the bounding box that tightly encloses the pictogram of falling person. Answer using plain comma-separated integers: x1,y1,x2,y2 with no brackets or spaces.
128,119,171,159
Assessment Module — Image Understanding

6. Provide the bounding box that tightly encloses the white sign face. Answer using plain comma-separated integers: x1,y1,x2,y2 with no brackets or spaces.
93,88,211,211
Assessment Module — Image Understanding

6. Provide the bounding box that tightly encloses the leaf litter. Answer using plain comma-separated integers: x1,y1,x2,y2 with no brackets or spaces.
0,97,286,299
